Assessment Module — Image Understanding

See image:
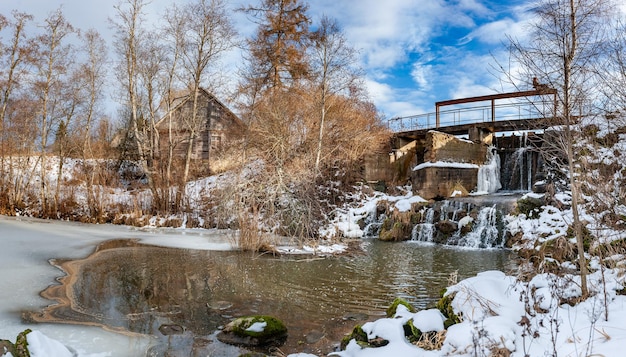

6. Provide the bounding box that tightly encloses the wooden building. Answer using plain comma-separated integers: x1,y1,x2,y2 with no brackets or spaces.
155,88,245,161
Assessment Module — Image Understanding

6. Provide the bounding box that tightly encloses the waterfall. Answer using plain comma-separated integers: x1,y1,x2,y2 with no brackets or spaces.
409,200,503,248
499,133,537,191
456,205,501,248
412,207,435,242
476,147,502,194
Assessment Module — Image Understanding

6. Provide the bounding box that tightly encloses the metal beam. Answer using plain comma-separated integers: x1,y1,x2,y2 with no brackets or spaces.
435,88,557,107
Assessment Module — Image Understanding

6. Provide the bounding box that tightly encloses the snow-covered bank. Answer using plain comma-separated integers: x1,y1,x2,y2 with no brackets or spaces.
0,216,155,356
333,268,626,357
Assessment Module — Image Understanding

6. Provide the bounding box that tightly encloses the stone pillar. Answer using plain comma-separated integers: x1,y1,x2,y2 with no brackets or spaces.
468,127,493,145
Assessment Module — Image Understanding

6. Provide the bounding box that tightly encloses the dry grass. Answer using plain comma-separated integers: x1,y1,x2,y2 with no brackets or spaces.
415,330,447,350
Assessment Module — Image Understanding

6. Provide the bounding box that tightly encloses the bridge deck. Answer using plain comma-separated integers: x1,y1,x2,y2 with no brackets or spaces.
396,117,556,139
388,90,558,140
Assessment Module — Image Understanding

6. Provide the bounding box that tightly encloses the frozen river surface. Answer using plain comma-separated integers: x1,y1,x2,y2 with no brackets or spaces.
0,215,236,356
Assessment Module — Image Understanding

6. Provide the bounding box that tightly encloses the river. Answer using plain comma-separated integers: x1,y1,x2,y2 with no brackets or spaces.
29,237,515,355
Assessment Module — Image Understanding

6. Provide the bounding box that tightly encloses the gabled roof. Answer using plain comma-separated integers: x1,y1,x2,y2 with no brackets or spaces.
155,87,243,128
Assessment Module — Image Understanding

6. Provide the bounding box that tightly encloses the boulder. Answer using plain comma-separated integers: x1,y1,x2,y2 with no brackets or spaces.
436,220,458,235
217,315,287,348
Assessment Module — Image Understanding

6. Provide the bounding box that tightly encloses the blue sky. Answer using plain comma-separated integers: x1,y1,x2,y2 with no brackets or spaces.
0,0,535,120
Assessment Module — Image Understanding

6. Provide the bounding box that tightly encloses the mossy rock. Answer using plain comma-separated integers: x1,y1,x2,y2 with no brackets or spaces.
340,325,368,350
1,329,32,357
516,196,544,217
379,221,411,242
386,297,416,317
435,291,462,329
403,318,421,343
217,316,287,348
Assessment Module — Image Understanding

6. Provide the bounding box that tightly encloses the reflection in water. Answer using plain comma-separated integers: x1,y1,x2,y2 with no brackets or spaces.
31,239,516,355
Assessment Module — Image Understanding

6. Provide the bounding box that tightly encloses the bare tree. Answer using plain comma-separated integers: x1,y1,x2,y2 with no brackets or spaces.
309,16,362,173
158,3,186,212
600,19,626,125
111,0,153,194
0,11,33,212
508,0,616,297
76,29,108,219
30,8,75,216
176,0,236,200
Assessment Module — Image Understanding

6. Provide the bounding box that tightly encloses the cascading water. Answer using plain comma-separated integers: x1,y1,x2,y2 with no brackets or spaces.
409,200,504,248
476,146,502,194
500,132,537,191
455,205,500,248
412,207,435,242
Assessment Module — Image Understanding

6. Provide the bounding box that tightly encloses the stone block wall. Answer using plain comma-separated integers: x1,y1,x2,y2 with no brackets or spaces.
412,131,488,199
424,131,487,164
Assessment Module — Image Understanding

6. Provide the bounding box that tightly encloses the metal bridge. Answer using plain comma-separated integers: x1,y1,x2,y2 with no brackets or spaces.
388,88,558,139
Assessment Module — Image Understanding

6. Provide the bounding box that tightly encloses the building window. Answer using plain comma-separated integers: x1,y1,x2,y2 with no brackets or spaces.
210,134,222,149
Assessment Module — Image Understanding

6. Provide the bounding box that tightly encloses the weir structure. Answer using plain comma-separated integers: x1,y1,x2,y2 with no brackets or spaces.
368,87,558,199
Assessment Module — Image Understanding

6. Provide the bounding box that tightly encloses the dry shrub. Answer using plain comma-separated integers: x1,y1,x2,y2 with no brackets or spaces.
237,212,274,252
415,330,446,350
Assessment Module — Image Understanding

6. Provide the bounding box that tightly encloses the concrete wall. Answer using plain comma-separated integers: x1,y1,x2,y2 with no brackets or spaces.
424,131,487,164
412,131,488,199
412,166,479,199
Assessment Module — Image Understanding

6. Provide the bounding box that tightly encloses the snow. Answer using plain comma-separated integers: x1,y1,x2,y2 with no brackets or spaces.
277,243,347,255
322,186,426,239
0,216,154,356
245,321,267,333
450,190,462,197
4,200,626,357
413,161,479,171
458,215,473,228
2,126,626,356
332,267,626,357
411,309,445,332
27,330,74,357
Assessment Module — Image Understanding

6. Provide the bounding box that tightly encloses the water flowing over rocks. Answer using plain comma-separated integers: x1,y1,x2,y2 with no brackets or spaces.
370,198,511,248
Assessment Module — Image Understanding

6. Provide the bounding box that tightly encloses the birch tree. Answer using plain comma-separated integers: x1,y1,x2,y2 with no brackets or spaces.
77,29,107,218
159,3,186,212
0,11,32,212
177,0,236,199
111,0,153,193
31,8,75,216
309,16,362,173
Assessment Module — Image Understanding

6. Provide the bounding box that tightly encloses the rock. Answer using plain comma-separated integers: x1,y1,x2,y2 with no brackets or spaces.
516,195,545,217
386,297,416,317
158,324,185,335
217,315,287,348
342,312,368,321
340,325,368,350
436,220,457,235
305,330,325,344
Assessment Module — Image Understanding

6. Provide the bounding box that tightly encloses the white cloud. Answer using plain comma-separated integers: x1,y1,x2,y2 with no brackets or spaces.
411,63,432,91
458,0,491,16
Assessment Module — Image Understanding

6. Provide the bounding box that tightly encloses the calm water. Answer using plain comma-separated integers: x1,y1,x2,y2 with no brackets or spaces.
34,238,516,355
